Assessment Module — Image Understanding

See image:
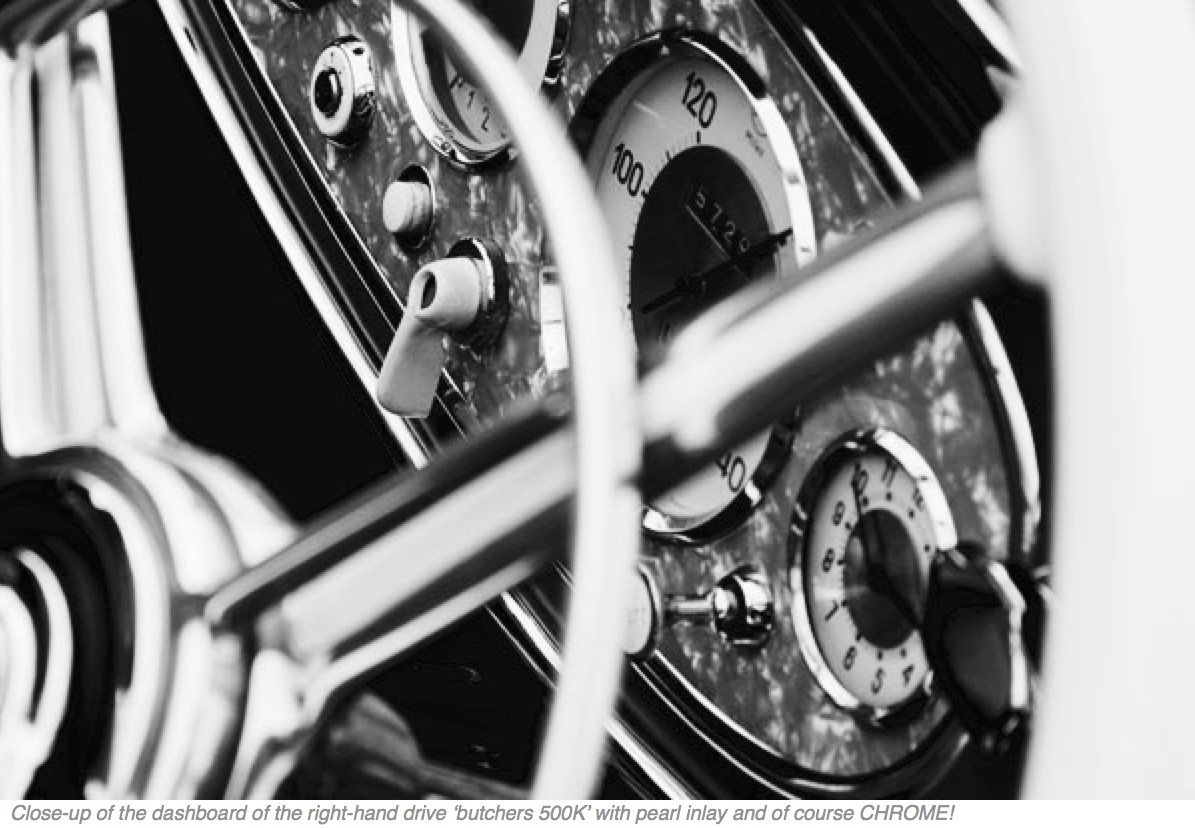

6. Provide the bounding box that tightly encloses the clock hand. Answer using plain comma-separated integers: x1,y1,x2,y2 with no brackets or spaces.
851,476,922,626
640,227,793,316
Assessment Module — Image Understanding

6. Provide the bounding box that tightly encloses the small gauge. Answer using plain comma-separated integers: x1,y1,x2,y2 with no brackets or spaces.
789,429,958,724
392,0,569,167
573,31,817,536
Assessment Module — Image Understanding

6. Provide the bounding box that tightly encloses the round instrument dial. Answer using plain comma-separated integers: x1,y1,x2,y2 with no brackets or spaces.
393,0,568,166
574,32,817,535
790,429,958,723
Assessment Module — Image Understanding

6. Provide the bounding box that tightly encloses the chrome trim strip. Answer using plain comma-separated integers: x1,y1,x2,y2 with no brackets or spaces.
801,28,922,202
966,299,1042,557
499,593,697,800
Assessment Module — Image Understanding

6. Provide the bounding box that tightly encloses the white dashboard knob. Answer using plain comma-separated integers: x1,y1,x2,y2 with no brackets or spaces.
377,257,486,418
623,568,662,659
382,179,434,240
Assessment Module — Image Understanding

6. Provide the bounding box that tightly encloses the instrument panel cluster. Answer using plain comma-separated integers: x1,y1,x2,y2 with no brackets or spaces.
225,0,1038,797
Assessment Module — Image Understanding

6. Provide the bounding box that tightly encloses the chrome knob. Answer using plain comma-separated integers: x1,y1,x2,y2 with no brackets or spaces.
309,36,376,147
671,566,775,649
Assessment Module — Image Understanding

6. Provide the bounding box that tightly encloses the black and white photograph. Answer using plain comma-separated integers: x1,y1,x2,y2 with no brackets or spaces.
0,0,1191,806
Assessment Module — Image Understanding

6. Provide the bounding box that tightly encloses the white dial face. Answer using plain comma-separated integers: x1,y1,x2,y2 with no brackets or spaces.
583,45,816,530
796,434,957,717
394,0,561,163
439,51,508,150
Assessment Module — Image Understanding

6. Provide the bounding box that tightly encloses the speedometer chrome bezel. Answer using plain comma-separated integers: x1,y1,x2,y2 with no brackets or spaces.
570,29,818,540
788,428,958,728
392,0,571,169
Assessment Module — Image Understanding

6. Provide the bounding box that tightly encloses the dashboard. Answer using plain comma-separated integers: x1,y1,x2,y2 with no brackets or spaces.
137,0,1044,799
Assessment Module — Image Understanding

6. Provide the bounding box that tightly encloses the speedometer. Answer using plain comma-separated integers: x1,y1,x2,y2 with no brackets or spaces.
573,32,817,535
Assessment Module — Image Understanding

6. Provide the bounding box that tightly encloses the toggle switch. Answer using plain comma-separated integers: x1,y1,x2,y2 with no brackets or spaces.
624,564,776,659
378,239,509,418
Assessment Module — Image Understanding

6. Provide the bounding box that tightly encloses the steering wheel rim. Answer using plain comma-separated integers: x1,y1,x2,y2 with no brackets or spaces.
394,0,642,798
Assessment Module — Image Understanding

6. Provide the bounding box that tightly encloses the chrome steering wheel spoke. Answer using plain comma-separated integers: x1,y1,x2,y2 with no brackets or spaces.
0,14,166,461
208,409,576,796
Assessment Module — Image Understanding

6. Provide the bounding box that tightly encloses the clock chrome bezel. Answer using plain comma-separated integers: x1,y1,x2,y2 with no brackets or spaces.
788,427,958,728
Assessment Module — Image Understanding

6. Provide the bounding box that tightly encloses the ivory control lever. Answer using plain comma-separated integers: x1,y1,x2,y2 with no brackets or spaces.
377,240,509,418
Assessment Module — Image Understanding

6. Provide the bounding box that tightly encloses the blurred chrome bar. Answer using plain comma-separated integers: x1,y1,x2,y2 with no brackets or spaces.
71,18,168,439
0,17,165,461
641,164,993,483
0,0,126,48
0,46,50,459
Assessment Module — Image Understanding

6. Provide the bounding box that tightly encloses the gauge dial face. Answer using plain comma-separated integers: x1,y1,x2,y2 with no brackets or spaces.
393,0,565,165
579,36,817,533
792,430,958,721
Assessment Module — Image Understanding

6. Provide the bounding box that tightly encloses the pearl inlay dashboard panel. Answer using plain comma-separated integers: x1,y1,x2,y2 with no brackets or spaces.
217,0,1037,794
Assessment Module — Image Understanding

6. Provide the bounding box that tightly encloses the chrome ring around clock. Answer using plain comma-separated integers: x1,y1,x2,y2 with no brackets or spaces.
392,0,570,167
570,30,817,539
788,429,958,727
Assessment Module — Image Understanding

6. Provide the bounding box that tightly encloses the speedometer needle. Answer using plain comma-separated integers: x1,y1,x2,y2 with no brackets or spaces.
640,227,793,316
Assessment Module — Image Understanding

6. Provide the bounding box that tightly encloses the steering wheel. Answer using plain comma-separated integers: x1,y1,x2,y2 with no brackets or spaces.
0,0,1192,799
0,0,638,799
